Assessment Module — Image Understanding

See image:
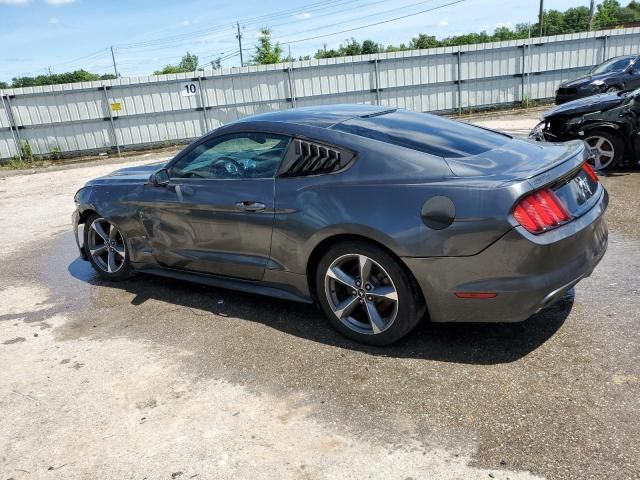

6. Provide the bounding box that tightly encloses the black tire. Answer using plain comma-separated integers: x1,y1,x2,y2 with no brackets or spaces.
315,241,425,346
605,86,621,93
584,129,624,171
83,213,135,281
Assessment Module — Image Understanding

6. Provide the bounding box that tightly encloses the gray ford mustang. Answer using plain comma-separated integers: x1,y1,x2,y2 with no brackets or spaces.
73,105,608,345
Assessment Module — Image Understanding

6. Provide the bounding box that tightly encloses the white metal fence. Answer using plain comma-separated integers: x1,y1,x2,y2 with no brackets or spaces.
1,27,639,161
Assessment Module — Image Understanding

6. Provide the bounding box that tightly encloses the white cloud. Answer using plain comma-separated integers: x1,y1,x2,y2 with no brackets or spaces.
179,20,190,26
438,20,449,27
48,17,59,24
45,0,76,5
495,21,513,29
0,0,30,5
294,12,312,20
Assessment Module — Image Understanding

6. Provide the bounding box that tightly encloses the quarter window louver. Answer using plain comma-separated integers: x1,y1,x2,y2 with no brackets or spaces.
281,139,354,177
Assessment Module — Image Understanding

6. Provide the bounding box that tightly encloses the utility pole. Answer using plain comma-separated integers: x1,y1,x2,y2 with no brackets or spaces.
538,0,544,37
110,46,119,78
48,67,53,81
588,0,595,31
236,22,244,67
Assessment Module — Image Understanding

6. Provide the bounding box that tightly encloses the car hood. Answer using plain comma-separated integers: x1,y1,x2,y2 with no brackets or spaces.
559,72,612,88
445,137,585,181
85,161,165,186
542,93,625,119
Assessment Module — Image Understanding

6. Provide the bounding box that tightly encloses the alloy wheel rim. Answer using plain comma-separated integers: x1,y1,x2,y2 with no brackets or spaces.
585,136,616,170
324,254,399,335
87,218,126,274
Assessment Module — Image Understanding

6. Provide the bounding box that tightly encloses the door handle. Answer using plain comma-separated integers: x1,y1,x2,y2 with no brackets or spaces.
235,201,266,212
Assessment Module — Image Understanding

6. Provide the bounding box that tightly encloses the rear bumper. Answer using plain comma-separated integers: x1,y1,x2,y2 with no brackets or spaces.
404,189,608,323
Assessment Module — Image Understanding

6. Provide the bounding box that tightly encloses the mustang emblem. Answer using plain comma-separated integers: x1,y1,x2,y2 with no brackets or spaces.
575,174,592,203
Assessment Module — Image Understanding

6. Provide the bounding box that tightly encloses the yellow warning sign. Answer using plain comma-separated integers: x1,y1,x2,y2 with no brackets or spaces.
110,102,122,112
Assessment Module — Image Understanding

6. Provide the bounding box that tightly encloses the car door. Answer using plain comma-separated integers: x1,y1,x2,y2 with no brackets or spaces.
137,132,291,281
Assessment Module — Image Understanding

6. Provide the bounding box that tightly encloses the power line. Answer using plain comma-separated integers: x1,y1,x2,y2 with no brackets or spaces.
276,0,466,46
116,0,354,50
275,0,442,42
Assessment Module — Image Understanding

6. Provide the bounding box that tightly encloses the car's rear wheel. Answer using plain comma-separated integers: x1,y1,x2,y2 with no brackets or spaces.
84,213,135,280
315,241,424,346
584,130,623,170
605,86,621,93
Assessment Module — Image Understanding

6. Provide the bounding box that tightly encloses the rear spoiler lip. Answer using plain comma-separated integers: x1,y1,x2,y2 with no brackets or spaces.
527,141,588,190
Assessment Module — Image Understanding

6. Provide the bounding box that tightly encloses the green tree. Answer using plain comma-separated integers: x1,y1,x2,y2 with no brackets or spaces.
594,0,624,28
252,28,282,64
409,34,439,49
154,52,200,75
179,52,199,71
0,81,8,89
340,39,362,56
563,6,590,32
10,69,115,88
361,40,380,54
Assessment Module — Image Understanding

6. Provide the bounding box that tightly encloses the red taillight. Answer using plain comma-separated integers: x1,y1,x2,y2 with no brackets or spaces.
513,188,571,234
582,162,599,182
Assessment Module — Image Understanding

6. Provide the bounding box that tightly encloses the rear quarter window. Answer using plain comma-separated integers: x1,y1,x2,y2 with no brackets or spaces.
333,110,509,158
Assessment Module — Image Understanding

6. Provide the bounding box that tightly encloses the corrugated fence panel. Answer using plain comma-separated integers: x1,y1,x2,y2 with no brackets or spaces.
11,89,103,126
21,120,112,155
2,27,639,160
115,110,204,146
0,131,15,159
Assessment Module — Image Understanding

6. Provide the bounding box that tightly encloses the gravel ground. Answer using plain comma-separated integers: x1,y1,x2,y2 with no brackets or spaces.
0,111,638,480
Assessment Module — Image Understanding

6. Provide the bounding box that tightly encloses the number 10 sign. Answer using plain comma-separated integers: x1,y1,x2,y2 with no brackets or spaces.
181,82,199,97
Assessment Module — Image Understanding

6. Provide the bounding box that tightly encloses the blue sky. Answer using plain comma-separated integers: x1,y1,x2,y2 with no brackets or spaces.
0,0,589,81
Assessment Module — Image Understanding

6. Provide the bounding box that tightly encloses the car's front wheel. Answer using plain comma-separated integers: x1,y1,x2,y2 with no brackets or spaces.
315,241,424,346
84,213,135,280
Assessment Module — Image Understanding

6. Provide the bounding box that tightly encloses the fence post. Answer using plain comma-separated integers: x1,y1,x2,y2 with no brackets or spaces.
521,43,529,107
102,86,121,157
4,94,23,159
457,51,462,115
372,58,381,105
1,94,22,160
197,74,210,132
286,67,296,108
602,35,609,63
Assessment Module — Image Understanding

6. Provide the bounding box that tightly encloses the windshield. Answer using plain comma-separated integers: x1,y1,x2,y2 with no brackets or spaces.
591,56,635,75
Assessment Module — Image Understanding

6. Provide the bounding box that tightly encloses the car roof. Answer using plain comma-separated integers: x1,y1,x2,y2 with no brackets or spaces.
235,104,394,128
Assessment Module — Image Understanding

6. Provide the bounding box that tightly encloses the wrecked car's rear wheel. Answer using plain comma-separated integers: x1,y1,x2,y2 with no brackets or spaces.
84,214,135,281
584,131,623,171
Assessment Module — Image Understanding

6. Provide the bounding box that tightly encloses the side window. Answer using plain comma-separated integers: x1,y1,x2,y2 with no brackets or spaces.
169,133,290,180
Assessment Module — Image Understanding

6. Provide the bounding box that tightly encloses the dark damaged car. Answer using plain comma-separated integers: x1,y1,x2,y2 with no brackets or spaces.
73,105,608,345
531,87,640,170
555,54,640,104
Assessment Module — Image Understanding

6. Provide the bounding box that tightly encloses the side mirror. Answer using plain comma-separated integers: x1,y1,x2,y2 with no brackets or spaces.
150,168,170,186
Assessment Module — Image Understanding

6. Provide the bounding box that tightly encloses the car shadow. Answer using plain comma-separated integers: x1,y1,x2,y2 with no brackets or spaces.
68,257,572,365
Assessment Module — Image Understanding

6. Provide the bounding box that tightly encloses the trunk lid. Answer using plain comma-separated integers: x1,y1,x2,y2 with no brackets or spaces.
445,137,586,182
